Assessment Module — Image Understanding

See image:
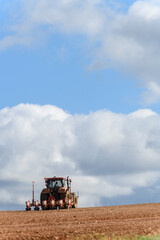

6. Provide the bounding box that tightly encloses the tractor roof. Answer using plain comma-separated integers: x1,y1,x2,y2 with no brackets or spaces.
44,177,72,181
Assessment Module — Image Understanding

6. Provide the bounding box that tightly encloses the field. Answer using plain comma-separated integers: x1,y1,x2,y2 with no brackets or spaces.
0,203,160,239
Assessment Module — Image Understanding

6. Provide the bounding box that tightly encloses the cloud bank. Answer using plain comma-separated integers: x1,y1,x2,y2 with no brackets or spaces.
1,0,160,103
0,104,160,209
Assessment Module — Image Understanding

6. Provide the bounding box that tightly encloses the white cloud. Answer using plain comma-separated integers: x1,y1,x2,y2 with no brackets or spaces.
1,1,160,103
0,0,108,49
141,82,160,105
0,104,160,208
3,0,160,103
99,0,160,103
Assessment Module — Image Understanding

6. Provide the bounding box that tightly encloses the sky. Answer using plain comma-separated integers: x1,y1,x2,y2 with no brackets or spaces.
1,0,160,210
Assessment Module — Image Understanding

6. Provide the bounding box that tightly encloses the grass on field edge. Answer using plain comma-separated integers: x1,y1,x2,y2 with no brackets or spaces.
75,234,160,240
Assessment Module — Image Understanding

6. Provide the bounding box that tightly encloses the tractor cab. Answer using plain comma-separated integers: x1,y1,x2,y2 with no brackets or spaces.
46,178,67,189
45,177,70,191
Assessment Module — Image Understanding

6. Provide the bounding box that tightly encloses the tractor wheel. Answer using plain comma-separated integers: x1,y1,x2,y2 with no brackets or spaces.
64,190,70,207
72,195,78,208
40,193,48,203
40,193,49,210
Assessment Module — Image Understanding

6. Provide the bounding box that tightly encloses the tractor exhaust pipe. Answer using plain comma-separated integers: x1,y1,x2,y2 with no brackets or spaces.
32,181,35,205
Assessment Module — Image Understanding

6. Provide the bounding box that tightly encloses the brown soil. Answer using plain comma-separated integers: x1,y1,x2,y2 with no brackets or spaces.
0,203,160,239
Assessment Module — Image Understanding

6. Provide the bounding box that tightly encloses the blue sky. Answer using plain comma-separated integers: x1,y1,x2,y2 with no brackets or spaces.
1,0,160,210
0,0,152,114
0,41,142,114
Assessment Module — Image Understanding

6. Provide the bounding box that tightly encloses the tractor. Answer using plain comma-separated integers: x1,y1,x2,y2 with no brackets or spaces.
25,176,78,210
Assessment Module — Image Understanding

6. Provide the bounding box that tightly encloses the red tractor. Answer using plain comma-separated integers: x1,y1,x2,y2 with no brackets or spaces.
25,176,78,210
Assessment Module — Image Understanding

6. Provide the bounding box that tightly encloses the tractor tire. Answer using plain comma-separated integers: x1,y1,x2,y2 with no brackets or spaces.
40,193,48,202
63,190,70,209
40,193,49,210
72,195,78,208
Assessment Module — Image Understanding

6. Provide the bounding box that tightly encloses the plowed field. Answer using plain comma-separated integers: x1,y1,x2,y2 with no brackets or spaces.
0,203,160,239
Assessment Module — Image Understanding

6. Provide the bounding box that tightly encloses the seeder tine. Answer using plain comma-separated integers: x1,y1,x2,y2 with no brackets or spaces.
34,200,40,210
25,201,31,211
